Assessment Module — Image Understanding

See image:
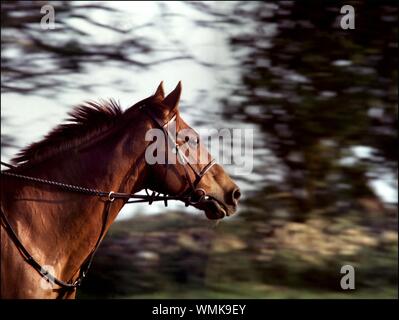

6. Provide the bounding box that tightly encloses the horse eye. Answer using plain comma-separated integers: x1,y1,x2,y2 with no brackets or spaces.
190,137,200,146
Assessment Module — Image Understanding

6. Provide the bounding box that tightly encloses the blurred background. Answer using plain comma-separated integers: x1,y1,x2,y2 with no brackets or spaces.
1,1,397,298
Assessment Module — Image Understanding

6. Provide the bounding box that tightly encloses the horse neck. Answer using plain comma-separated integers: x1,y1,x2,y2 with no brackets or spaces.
7,116,151,283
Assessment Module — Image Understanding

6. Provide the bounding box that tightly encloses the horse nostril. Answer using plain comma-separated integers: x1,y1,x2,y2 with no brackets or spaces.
232,188,241,204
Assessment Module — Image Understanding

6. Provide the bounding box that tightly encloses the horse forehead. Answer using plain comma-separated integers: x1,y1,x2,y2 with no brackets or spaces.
176,115,194,132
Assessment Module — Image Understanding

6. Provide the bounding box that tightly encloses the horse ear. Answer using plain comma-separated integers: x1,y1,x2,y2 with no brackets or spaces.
163,81,182,109
154,81,165,100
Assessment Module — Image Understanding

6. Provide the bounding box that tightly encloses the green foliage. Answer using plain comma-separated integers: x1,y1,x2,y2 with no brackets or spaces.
78,211,397,299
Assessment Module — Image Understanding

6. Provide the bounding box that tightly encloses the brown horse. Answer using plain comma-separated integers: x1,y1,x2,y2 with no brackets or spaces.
0,82,240,299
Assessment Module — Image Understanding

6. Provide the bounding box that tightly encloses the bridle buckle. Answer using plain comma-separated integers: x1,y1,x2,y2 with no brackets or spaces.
108,191,115,202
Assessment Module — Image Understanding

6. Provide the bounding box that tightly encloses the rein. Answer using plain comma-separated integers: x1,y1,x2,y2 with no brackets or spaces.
0,103,216,292
0,167,191,204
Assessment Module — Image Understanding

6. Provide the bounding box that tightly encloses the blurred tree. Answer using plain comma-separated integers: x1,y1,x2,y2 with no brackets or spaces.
1,1,153,95
191,1,398,220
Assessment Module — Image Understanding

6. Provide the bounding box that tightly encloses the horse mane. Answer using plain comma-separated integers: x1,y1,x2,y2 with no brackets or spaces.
12,99,124,166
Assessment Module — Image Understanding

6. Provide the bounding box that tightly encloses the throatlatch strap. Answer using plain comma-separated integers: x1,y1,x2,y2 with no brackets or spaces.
77,200,112,281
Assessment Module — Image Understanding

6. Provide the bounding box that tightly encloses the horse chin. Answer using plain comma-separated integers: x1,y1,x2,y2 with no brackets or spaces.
195,199,227,220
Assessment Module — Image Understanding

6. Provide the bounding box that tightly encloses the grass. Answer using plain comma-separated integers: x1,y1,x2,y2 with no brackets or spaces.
120,282,398,299
78,211,397,300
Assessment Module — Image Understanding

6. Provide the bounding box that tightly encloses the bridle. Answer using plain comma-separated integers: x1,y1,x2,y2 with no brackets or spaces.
0,102,216,292
140,103,216,206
